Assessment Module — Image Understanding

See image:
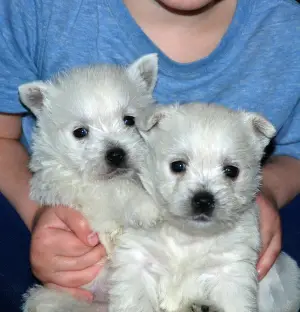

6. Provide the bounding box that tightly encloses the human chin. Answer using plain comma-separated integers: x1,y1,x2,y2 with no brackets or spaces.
156,0,215,11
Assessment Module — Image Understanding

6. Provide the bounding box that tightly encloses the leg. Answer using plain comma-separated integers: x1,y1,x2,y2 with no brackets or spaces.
23,285,105,312
258,252,300,312
191,304,219,312
159,274,219,312
0,194,40,312
209,266,258,312
210,283,258,312
163,265,258,312
109,246,158,312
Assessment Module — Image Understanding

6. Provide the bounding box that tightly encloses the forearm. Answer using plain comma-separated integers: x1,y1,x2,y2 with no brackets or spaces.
262,155,300,209
0,138,38,230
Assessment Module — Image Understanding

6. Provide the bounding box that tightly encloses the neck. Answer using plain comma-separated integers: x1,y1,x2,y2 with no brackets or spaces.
123,0,237,62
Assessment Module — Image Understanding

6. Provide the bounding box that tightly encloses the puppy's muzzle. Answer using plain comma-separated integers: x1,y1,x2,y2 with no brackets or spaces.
105,147,127,168
191,191,215,221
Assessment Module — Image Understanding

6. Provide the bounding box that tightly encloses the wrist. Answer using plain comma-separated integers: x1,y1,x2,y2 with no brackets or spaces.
261,155,300,209
259,183,278,211
14,199,39,232
31,205,48,232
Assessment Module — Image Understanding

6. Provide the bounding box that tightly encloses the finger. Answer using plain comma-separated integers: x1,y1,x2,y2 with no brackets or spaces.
256,194,276,257
50,262,102,288
46,283,94,302
54,206,99,246
258,228,272,259
256,232,282,280
32,228,95,257
52,245,106,272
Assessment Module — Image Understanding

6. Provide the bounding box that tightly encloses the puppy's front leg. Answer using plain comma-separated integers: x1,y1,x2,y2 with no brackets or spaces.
168,266,258,312
125,184,161,229
109,245,159,312
23,285,102,312
214,287,258,312
211,265,258,312
131,194,161,228
159,275,185,312
109,266,158,312
159,272,218,312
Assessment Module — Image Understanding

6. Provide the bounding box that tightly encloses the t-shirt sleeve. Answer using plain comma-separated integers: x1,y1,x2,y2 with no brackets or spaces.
0,0,40,114
274,100,300,160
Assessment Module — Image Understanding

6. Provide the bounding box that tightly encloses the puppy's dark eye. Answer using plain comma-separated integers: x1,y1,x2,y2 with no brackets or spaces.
73,127,89,139
223,165,239,179
170,161,187,174
123,116,135,127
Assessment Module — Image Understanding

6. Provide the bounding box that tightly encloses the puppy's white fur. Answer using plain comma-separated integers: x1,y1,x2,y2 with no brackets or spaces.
19,54,161,312
109,103,300,312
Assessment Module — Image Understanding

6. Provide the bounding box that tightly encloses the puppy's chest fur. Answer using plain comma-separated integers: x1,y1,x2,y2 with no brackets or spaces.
114,210,260,310
123,220,258,272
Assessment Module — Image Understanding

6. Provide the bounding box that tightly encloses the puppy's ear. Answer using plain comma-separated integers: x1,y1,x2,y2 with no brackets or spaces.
136,107,165,132
127,54,158,93
243,112,276,148
136,104,178,132
18,81,48,117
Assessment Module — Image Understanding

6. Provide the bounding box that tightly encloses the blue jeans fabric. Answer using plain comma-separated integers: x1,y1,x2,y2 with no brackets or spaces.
0,193,299,311
0,194,39,312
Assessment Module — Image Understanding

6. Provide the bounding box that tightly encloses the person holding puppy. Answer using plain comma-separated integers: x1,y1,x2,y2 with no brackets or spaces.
0,0,299,310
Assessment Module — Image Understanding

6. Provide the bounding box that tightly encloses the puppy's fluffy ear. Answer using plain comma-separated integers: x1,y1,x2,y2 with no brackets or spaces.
136,104,179,132
127,53,158,93
18,81,48,116
136,107,166,132
243,112,276,148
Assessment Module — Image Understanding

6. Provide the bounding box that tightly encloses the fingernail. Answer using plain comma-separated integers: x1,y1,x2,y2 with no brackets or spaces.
97,257,107,266
87,232,99,246
257,268,261,275
77,292,93,302
257,268,262,280
86,293,94,303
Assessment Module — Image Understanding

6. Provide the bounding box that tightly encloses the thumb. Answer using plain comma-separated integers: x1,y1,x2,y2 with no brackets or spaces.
54,205,99,247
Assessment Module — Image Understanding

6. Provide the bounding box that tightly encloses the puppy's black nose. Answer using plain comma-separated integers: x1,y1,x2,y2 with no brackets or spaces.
191,191,215,217
105,147,126,167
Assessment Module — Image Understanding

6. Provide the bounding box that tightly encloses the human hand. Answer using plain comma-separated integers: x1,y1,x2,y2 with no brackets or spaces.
256,190,282,281
30,205,106,301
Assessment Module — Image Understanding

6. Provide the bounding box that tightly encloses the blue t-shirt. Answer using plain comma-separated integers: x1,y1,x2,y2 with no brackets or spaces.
0,0,300,157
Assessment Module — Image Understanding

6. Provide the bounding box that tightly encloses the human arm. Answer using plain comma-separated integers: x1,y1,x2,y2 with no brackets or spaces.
262,155,300,209
256,155,300,280
255,96,300,280
0,114,38,230
0,1,105,299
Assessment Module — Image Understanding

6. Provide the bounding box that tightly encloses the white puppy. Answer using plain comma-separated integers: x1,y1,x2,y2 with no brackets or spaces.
18,54,161,312
109,103,300,312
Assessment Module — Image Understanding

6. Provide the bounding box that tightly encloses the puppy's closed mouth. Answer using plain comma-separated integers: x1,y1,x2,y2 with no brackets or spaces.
172,214,212,224
192,214,211,222
102,168,135,180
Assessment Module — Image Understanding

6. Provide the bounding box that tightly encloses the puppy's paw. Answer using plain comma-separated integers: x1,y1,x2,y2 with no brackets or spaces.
191,304,219,312
22,285,73,312
159,279,182,312
99,227,123,256
110,226,123,244
134,205,162,229
160,296,181,312
23,284,101,312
